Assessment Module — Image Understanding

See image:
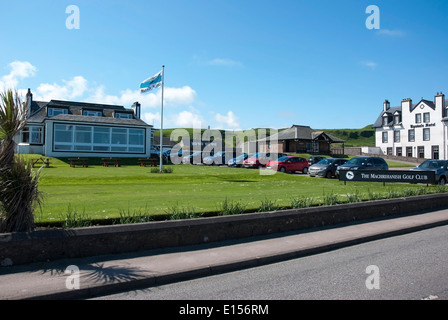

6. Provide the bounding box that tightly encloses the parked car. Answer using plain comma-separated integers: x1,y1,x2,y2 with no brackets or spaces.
309,158,348,178
151,148,171,164
243,153,288,168
410,159,448,185
182,151,205,164
307,156,326,166
266,156,309,174
203,151,234,166
336,156,389,177
227,153,249,167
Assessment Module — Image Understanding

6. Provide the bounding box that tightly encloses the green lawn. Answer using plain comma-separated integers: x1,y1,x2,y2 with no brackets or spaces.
23,154,433,225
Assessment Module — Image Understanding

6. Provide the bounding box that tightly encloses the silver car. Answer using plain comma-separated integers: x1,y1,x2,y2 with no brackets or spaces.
309,158,348,178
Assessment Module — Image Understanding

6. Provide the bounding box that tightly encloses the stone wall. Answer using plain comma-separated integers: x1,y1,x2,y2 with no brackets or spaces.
1,193,448,266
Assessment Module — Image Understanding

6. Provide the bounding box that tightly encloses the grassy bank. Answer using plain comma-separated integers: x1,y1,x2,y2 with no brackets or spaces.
20,154,437,226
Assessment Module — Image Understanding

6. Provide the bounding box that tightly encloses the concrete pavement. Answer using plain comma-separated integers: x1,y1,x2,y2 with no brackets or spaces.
2,208,448,300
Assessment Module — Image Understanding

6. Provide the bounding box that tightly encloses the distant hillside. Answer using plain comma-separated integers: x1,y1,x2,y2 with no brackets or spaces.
319,125,375,147
154,125,376,148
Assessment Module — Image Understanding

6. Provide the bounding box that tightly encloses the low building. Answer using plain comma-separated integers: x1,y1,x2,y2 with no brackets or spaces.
15,89,153,158
247,125,345,155
373,92,448,160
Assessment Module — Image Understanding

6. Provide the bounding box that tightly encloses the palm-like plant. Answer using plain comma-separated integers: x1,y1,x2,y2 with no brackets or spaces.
0,89,42,233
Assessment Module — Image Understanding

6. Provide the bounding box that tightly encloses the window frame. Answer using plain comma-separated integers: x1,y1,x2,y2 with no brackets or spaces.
52,123,146,154
423,128,430,141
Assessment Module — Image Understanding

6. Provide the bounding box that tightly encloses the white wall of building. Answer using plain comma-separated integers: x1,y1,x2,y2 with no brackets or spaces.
375,93,447,160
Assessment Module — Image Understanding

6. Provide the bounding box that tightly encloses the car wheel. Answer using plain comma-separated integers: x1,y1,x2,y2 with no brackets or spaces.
439,176,446,186
325,171,332,179
302,167,308,174
280,166,286,173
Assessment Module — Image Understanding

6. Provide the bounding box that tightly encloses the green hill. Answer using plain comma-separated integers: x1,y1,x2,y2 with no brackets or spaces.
318,125,375,147
154,125,376,148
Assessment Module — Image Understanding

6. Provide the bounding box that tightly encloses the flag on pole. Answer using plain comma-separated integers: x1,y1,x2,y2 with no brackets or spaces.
140,70,163,93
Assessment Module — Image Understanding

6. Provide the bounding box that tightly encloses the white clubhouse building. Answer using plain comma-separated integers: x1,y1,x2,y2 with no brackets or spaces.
373,92,448,160
15,89,153,158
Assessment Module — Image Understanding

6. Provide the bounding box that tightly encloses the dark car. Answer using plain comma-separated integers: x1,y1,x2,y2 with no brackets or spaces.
266,156,309,174
410,159,448,185
309,158,348,178
307,156,326,166
335,156,389,177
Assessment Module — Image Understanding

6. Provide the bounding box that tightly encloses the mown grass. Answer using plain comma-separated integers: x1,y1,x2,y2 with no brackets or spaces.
19,154,437,226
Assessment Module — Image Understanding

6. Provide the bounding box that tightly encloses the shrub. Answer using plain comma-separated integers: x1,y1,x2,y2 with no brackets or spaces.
0,90,42,232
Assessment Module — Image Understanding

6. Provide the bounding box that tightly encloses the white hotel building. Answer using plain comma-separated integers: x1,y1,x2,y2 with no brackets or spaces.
373,92,448,160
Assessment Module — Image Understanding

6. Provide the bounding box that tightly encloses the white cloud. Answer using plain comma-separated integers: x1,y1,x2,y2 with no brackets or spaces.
360,61,378,70
214,111,240,130
171,107,206,128
142,111,161,126
35,76,88,101
0,61,37,91
377,29,405,37
1,60,203,129
164,86,197,106
206,58,242,67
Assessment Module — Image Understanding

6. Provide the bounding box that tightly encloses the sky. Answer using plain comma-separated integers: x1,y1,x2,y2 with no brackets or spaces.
1,0,447,131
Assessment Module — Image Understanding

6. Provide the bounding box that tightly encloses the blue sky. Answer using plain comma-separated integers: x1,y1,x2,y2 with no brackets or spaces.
1,0,447,130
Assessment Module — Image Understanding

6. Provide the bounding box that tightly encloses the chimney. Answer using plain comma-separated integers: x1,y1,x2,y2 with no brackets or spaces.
26,88,32,118
401,98,412,112
383,99,390,111
435,92,446,116
132,101,141,119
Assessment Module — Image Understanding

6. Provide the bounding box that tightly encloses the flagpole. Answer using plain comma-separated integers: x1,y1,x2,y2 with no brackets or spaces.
159,65,165,173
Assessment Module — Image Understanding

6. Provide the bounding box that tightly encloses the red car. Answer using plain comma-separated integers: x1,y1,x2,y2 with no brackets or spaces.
243,153,288,169
266,156,309,174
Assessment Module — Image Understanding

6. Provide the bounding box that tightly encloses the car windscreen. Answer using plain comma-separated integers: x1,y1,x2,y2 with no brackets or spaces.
317,159,334,165
347,158,368,165
419,161,444,169
277,156,290,161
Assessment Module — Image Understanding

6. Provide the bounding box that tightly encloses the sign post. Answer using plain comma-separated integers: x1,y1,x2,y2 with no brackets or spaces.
338,170,436,185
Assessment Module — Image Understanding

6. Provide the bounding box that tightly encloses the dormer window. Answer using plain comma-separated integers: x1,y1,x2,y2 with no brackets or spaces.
48,107,68,117
394,114,401,125
382,115,389,126
115,112,133,119
83,110,102,117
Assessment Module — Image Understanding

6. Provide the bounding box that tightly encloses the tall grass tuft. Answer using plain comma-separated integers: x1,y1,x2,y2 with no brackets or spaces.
219,198,246,215
166,203,199,220
291,196,314,209
118,206,154,224
322,193,339,206
258,198,278,212
345,191,361,203
62,205,91,228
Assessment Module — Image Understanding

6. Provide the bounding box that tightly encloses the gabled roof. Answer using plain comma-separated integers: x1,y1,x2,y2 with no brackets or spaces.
373,98,448,128
410,99,436,112
262,125,344,143
26,99,150,127
372,106,401,128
